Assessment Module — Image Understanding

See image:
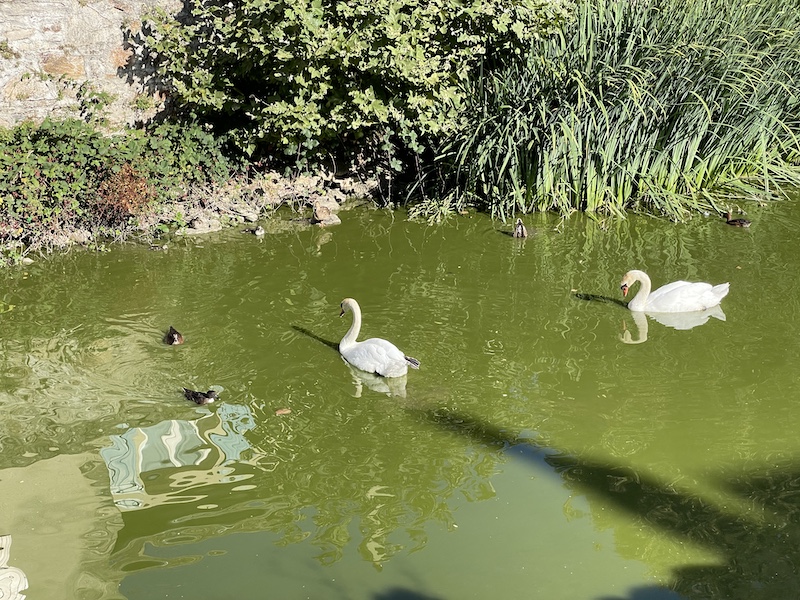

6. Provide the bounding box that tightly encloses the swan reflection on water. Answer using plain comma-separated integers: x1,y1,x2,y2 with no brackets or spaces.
346,363,408,398
620,305,726,344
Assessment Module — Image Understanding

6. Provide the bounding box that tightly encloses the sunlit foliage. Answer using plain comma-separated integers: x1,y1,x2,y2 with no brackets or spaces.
142,0,573,172
418,0,800,221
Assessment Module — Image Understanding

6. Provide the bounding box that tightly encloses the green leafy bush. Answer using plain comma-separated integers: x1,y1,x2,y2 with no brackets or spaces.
0,119,107,227
142,0,573,167
421,0,800,221
0,118,234,237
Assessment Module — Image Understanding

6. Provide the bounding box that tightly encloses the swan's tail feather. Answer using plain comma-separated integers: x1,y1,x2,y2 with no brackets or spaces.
713,282,730,299
405,356,420,369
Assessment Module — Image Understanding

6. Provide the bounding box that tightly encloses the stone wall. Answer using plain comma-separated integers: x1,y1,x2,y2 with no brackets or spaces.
0,0,179,129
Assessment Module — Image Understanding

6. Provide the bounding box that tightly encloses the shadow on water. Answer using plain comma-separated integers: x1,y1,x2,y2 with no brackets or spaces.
427,409,800,600
597,586,685,600
573,291,629,309
373,588,445,600
291,325,339,351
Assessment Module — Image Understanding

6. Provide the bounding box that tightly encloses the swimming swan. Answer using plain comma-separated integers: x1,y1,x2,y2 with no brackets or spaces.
338,298,420,378
620,270,729,313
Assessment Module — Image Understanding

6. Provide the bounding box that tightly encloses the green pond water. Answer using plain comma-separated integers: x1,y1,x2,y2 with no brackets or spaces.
0,199,799,599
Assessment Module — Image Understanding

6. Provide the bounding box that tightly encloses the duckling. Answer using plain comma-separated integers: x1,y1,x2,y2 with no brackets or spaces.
182,388,219,405
243,225,265,236
310,202,342,226
312,204,331,224
165,326,184,345
512,218,527,238
725,211,751,228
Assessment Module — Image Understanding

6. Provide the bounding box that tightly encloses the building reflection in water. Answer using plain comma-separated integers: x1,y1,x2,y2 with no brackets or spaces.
100,403,257,511
0,535,28,600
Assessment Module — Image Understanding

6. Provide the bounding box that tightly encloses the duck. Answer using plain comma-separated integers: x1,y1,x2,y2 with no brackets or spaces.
243,225,265,236
165,326,184,345
312,204,332,224
725,211,751,228
182,388,219,405
311,202,341,226
512,218,527,238
338,297,420,378
620,269,729,313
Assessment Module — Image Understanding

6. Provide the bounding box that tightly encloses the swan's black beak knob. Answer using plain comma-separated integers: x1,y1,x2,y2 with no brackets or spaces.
620,283,629,297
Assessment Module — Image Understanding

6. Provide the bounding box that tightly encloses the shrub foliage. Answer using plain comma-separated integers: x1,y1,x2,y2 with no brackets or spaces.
0,118,233,239
143,0,573,167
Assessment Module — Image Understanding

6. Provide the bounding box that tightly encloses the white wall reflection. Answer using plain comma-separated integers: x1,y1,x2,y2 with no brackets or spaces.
0,535,28,600
100,404,256,511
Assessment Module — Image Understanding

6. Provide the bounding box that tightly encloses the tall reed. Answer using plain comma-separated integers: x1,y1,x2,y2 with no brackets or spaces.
417,0,800,221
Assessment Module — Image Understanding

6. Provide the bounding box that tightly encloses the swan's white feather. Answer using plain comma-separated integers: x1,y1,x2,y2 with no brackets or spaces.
338,298,419,378
341,338,410,378
646,281,729,312
622,270,729,313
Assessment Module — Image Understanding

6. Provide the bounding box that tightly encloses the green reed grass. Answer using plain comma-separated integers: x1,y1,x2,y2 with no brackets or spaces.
415,0,800,221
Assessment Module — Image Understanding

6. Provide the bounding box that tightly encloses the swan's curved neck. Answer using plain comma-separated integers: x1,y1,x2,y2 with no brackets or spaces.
340,303,362,349
627,270,651,311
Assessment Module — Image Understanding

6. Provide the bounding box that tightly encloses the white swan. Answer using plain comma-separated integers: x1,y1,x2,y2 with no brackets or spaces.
338,298,420,378
620,269,729,313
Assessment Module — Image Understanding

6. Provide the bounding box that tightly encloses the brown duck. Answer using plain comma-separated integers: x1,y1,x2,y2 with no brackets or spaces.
164,325,183,346
165,326,184,345
725,211,751,228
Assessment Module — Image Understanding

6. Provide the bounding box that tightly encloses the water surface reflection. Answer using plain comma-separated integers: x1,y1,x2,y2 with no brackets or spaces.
347,365,408,398
620,307,726,344
0,535,28,600
101,403,257,511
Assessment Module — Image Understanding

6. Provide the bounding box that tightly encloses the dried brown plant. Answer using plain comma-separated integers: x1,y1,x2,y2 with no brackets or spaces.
94,163,156,226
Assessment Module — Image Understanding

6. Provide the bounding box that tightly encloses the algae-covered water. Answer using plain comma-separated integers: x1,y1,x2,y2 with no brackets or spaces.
0,200,798,599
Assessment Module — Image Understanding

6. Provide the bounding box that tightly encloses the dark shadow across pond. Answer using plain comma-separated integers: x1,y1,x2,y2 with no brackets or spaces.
426,409,800,600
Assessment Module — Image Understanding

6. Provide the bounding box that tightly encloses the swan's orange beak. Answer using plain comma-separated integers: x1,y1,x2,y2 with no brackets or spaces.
339,308,345,317
621,283,629,297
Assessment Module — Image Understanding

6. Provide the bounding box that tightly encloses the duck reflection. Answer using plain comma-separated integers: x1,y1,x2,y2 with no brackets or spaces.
620,305,726,344
347,364,408,398
100,403,256,511
0,535,28,600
